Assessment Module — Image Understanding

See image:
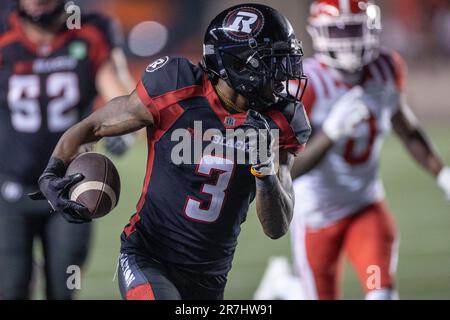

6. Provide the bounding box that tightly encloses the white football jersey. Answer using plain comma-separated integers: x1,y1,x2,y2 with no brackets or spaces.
293,49,406,229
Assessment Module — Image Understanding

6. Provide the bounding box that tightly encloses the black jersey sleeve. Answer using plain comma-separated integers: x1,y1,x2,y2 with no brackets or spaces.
136,56,204,127
266,101,312,154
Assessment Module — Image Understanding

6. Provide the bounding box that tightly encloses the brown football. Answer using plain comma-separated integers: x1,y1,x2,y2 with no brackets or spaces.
66,152,121,219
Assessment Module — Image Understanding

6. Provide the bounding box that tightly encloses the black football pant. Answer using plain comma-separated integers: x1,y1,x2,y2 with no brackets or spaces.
0,183,92,300
118,252,227,300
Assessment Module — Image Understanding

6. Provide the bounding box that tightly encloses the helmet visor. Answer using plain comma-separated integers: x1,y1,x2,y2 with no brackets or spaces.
328,23,364,39
214,39,308,108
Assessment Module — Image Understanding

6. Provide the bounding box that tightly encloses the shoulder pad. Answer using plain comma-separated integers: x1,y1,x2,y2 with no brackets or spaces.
140,56,204,99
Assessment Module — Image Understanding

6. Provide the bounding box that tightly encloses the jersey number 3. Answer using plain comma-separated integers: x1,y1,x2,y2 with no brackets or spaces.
7,73,80,133
184,155,235,224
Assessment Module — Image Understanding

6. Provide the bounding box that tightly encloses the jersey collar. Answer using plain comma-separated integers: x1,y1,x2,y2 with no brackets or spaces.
203,75,248,129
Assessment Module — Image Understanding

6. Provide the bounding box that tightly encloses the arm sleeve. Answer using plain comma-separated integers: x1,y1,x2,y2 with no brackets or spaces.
387,50,408,94
287,63,317,118
301,82,317,118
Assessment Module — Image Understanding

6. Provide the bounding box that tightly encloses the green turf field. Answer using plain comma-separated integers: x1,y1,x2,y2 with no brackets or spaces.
77,126,450,300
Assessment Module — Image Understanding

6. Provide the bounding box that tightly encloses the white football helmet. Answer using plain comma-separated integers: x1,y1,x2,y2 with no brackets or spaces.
308,0,382,72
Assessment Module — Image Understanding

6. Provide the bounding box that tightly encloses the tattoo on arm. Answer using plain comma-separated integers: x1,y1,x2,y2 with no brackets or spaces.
52,90,153,164
92,93,152,138
255,152,295,239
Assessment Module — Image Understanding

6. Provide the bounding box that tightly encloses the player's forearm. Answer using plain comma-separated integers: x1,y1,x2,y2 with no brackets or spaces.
256,169,294,240
291,132,334,179
399,128,444,177
51,120,100,165
52,95,149,165
392,102,444,177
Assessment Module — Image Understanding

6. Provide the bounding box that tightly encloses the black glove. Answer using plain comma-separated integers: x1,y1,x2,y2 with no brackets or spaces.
238,110,276,176
28,158,91,224
104,134,134,157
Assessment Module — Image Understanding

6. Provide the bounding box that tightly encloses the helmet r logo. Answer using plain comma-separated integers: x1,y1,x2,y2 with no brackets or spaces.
223,7,265,42
229,12,258,34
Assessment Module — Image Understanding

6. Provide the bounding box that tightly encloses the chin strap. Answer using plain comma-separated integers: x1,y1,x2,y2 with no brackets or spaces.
214,84,247,114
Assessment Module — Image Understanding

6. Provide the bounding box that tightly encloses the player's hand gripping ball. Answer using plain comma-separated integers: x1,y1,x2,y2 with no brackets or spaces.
239,110,276,177
29,157,91,224
30,153,121,224
66,153,121,220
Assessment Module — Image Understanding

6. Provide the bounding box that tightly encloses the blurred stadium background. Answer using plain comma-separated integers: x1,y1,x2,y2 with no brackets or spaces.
2,0,448,299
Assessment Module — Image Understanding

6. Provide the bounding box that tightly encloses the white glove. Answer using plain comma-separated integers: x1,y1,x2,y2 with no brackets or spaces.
437,167,450,201
239,110,277,177
322,86,371,142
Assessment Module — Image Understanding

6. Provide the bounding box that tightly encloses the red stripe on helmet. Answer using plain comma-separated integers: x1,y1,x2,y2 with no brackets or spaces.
310,0,369,18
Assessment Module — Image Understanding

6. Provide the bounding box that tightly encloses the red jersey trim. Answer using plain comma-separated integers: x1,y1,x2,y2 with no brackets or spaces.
266,110,304,154
152,84,204,111
125,283,156,300
136,80,161,126
136,80,205,128
9,12,111,73
388,50,407,93
301,82,317,118
0,29,20,49
203,75,248,129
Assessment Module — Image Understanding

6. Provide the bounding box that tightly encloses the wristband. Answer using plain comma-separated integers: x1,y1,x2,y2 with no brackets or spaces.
251,166,266,178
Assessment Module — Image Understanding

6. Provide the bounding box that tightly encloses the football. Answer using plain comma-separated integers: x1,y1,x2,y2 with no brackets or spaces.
66,152,121,219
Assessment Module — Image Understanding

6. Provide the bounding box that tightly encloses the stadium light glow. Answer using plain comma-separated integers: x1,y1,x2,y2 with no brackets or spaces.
128,21,169,57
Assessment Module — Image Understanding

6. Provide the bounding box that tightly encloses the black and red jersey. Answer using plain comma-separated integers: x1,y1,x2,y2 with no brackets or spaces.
0,11,119,185
121,56,311,276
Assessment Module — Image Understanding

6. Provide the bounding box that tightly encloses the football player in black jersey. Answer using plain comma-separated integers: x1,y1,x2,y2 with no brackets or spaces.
0,0,134,299
32,3,312,300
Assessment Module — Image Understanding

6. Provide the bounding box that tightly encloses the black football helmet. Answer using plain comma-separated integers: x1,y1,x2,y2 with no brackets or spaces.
16,0,67,29
202,3,308,111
